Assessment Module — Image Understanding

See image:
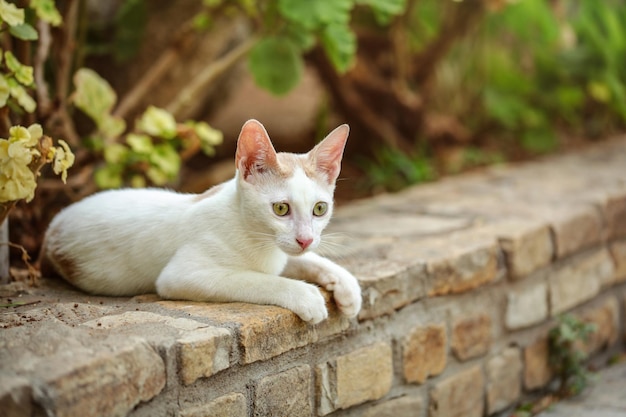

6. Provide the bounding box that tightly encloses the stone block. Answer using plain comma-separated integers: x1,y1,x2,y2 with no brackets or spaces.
505,280,549,329
429,365,484,417
255,365,312,417
549,249,614,315
579,297,619,355
403,323,447,384
605,193,626,239
354,261,427,320
180,393,247,417
609,239,626,282
177,327,232,385
486,347,522,414
548,205,603,258
317,342,393,415
33,338,165,417
238,302,348,364
495,220,554,279
524,336,552,390
451,314,492,361
361,395,424,417
0,374,32,417
82,310,211,331
333,241,427,320
391,231,498,297
158,300,349,364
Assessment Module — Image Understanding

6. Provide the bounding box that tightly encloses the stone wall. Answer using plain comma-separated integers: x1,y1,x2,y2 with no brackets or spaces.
2,138,626,417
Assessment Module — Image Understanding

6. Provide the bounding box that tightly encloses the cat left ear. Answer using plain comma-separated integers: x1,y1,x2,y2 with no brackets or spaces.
235,119,278,181
310,124,349,184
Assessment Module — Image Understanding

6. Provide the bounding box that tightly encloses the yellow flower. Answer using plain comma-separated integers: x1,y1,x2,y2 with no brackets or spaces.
27,123,43,141
0,139,34,179
9,125,35,145
0,138,37,202
7,140,34,165
0,169,37,202
52,140,75,183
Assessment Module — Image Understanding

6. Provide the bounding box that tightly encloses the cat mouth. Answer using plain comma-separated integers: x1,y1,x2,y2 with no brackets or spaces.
281,245,311,256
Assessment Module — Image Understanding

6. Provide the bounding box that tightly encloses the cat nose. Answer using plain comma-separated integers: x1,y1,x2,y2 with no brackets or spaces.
296,237,313,250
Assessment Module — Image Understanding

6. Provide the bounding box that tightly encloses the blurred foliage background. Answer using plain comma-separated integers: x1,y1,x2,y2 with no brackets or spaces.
3,0,626,266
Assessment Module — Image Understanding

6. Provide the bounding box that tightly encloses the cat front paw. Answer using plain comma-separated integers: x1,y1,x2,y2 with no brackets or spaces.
310,266,362,318
291,283,328,324
328,270,362,318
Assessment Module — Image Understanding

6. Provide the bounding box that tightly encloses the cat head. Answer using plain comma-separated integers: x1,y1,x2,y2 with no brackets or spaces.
235,119,349,256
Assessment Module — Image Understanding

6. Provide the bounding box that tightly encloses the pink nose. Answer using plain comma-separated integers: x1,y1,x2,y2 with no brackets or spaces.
296,238,313,250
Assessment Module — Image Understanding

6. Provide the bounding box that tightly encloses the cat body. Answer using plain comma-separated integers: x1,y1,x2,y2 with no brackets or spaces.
42,120,361,323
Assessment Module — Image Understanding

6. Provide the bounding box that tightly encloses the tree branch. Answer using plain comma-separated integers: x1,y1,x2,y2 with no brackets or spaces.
309,48,414,153
34,20,53,119
411,1,486,86
166,35,258,119
55,0,79,106
112,22,198,121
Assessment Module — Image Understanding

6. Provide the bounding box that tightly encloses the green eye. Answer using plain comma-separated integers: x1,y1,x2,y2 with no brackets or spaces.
273,202,290,216
313,202,328,216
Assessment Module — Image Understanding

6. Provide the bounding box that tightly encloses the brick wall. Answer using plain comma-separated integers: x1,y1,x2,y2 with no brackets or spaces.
1,139,626,417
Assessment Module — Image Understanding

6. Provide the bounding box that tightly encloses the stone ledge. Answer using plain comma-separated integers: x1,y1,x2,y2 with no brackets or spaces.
1,137,626,417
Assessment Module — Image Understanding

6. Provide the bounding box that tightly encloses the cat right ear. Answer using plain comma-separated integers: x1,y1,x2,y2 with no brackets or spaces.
235,119,278,181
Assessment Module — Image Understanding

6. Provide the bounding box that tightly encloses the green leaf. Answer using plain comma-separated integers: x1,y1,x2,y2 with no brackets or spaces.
146,167,169,186
4,51,34,86
149,144,180,177
283,22,316,51
126,133,153,154
8,80,35,112
73,68,118,126
189,121,223,155
521,128,558,154
99,114,126,139
103,143,129,164
248,36,303,95
130,175,146,188
0,74,9,107
277,0,317,30
277,0,353,30
29,0,62,26
357,0,405,25
0,0,24,27
136,106,177,139
9,23,38,41
483,89,527,129
94,165,123,189
314,0,353,25
320,23,356,73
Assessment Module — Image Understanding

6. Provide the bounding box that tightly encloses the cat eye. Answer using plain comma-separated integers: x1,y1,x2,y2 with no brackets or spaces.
313,202,328,217
273,202,290,216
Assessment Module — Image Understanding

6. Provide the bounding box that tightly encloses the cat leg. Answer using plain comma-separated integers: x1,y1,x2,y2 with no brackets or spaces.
283,252,362,318
156,247,328,324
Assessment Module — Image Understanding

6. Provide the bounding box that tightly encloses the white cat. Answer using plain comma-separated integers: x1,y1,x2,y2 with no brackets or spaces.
41,119,361,324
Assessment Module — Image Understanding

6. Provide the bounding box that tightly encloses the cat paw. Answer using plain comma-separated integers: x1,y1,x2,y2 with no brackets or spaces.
330,271,362,318
292,283,328,324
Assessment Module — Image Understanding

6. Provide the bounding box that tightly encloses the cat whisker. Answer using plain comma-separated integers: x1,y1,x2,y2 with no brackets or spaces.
316,241,347,259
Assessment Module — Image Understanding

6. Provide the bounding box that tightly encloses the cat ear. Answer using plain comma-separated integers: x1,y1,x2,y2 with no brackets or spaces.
309,124,349,184
235,119,278,180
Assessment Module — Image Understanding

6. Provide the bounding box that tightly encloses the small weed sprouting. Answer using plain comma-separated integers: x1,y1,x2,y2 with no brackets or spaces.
548,314,596,397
